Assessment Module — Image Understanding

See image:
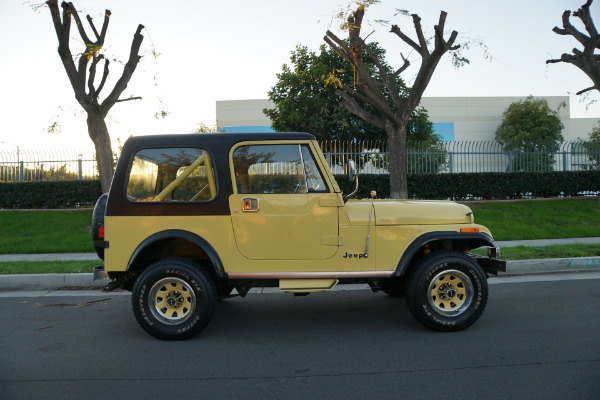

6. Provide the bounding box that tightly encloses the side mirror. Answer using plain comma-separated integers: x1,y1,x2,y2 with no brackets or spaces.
344,159,359,201
346,159,356,181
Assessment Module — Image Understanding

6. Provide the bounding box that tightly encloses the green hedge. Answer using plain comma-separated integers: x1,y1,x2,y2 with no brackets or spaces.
0,180,103,209
1,171,598,208
335,171,600,200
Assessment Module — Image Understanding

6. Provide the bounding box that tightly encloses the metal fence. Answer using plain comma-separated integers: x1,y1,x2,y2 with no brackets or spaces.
1,141,599,182
0,148,98,182
320,140,600,174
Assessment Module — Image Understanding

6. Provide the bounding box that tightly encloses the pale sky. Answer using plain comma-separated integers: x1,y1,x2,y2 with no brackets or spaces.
1,0,600,150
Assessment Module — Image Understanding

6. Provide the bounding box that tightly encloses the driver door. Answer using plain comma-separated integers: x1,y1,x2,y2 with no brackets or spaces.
229,142,340,260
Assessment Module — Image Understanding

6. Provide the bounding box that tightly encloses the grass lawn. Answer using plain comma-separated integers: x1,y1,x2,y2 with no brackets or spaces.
0,198,599,268
0,210,94,254
0,260,99,274
467,198,600,241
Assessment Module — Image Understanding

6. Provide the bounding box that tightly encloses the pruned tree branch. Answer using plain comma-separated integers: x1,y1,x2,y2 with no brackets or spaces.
324,32,351,62
86,14,100,40
109,96,142,105
101,23,144,114
390,24,421,54
46,0,81,93
64,2,93,44
412,14,428,54
335,90,386,129
394,53,410,77
45,0,146,192
575,1,597,29
324,5,461,198
577,85,597,95
358,37,405,109
95,59,110,99
99,10,111,42
547,0,600,96
88,54,102,96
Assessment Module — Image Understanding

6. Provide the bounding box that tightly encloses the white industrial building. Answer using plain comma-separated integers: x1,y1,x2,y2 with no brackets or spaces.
216,96,599,142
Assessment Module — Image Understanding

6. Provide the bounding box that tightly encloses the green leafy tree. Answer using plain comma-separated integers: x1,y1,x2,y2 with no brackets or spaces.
582,121,600,168
265,44,437,142
265,44,445,172
193,122,224,133
495,96,565,171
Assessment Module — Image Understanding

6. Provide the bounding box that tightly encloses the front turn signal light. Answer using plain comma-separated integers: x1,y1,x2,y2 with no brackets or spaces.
460,227,479,233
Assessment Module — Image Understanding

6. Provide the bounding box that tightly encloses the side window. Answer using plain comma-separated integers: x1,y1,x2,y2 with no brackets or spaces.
127,148,216,202
232,144,327,194
301,145,326,192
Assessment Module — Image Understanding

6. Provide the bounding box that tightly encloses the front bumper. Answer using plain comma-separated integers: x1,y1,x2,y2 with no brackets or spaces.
468,249,506,276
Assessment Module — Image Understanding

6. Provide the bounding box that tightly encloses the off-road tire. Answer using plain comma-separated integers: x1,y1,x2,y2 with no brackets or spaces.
405,250,488,331
132,258,217,340
91,193,108,260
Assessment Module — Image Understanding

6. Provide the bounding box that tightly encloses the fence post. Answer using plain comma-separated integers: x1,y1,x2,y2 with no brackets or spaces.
78,154,83,180
448,152,454,173
562,150,567,171
508,152,514,172
19,161,24,182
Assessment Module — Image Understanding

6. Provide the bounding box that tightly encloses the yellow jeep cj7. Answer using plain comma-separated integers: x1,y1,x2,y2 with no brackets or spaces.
92,132,505,340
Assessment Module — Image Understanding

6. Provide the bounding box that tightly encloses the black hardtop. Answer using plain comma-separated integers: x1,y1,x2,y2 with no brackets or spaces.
121,132,316,154
107,132,318,217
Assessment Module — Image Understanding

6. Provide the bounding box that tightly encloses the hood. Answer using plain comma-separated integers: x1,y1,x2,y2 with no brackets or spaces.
344,199,472,226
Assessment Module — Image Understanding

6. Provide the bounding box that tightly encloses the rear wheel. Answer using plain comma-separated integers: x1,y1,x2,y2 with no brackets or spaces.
405,250,488,331
132,258,217,340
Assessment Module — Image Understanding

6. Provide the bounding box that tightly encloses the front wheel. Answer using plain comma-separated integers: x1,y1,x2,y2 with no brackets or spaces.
132,258,217,340
405,251,488,331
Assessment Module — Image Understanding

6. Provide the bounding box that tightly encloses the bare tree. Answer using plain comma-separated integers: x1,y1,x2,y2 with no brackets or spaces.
547,0,600,96
46,0,144,191
324,6,459,199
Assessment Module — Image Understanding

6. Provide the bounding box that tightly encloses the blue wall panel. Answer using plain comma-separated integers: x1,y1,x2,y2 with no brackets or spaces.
432,122,454,141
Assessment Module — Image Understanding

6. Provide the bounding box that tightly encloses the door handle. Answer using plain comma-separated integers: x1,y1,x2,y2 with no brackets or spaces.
242,197,260,212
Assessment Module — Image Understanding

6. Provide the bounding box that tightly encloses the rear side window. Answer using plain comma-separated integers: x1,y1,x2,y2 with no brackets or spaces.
127,148,216,202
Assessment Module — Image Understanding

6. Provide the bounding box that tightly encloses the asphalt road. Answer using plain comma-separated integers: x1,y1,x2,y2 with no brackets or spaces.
1,275,599,400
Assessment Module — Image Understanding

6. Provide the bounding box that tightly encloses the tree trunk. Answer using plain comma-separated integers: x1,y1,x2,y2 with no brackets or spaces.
87,111,114,192
387,123,408,199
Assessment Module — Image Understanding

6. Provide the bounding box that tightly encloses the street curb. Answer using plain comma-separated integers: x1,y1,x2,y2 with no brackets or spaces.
1,256,600,292
0,273,106,291
501,256,600,276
